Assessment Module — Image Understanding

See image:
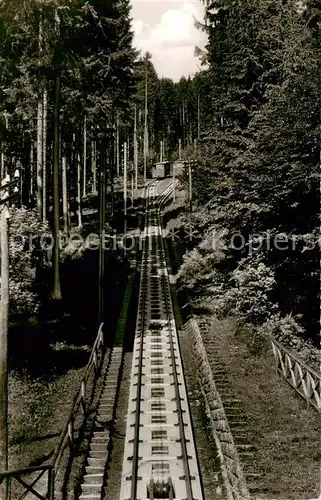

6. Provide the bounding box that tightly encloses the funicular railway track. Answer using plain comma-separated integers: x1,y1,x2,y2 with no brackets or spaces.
120,181,203,500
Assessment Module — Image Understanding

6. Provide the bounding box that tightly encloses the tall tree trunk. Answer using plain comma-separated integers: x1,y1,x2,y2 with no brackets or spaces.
0,116,6,179
182,102,185,147
36,16,43,218
91,139,97,195
83,116,87,197
0,181,9,499
127,137,130,165
77,149,83,230
0,147,3,180
30,137,34,203
36,95,43,217
197,93,200,140
116,115,120,176
42,88,47,222
134,104,138,189
123,141,127,234
62,156,69,234
98,131,106,325
109,134,114,217
51,74,62,300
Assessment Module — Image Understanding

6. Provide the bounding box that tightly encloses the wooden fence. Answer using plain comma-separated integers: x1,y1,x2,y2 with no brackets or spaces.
271,338,320,412
0,323,106,500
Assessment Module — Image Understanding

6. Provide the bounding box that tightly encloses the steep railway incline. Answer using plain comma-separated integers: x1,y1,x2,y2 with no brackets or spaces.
6,179,318,500
119,181,204,500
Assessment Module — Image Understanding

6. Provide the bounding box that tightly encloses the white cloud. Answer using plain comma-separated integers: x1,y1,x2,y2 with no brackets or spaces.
132,0,207,81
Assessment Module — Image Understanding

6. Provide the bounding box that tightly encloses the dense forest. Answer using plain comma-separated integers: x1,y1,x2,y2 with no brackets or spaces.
177,0,321,354
1,0,319,353
0,0,185,325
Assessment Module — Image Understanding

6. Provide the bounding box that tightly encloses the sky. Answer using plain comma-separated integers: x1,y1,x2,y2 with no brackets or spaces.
131,0,207,82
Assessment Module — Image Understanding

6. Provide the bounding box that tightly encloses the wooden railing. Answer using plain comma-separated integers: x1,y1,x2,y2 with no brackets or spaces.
271,338,321,412
0,322,106,500
0,465,53,500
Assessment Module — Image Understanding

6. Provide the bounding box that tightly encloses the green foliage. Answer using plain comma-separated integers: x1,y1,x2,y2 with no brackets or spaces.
179,243,278,324
9,207,50,321
0,0,137,168
220,261,278,324
260,313,305,341
178,248,215,292
177,0,320,345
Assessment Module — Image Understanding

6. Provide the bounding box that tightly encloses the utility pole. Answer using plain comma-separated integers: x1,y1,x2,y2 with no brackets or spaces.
0,171,19,500
188,158,192,213
0,179,9,500
42,89,47,222
116,114,120,177
123,141,127,235
182,102,185,147
134,104,138,190
98,128,106,326
143,70,148,184
197,93,200,140
83,116,87,198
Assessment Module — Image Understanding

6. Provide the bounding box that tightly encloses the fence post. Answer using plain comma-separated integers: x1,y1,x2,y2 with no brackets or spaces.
81,381,86,414
7,475,11,500
67,419,74,446
99,323,104,347
93,351,98,376
48,468,55,500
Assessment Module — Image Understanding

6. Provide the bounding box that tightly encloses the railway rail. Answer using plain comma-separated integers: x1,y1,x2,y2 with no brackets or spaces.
120,180,203,500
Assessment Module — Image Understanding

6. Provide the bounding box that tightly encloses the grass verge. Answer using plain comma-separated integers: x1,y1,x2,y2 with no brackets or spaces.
204,316,320,499
8,365,85,471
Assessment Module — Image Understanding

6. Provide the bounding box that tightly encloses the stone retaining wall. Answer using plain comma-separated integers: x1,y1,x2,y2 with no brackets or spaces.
185,317,250,500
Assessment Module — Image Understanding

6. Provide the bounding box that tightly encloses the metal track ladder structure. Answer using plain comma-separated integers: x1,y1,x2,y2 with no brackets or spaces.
119,181,203,500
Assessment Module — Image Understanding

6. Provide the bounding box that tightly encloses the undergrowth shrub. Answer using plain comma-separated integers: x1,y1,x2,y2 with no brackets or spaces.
235,323,269,357
217,260,278,324
179,244,278,325
9,207,50,321
260,313,305,341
